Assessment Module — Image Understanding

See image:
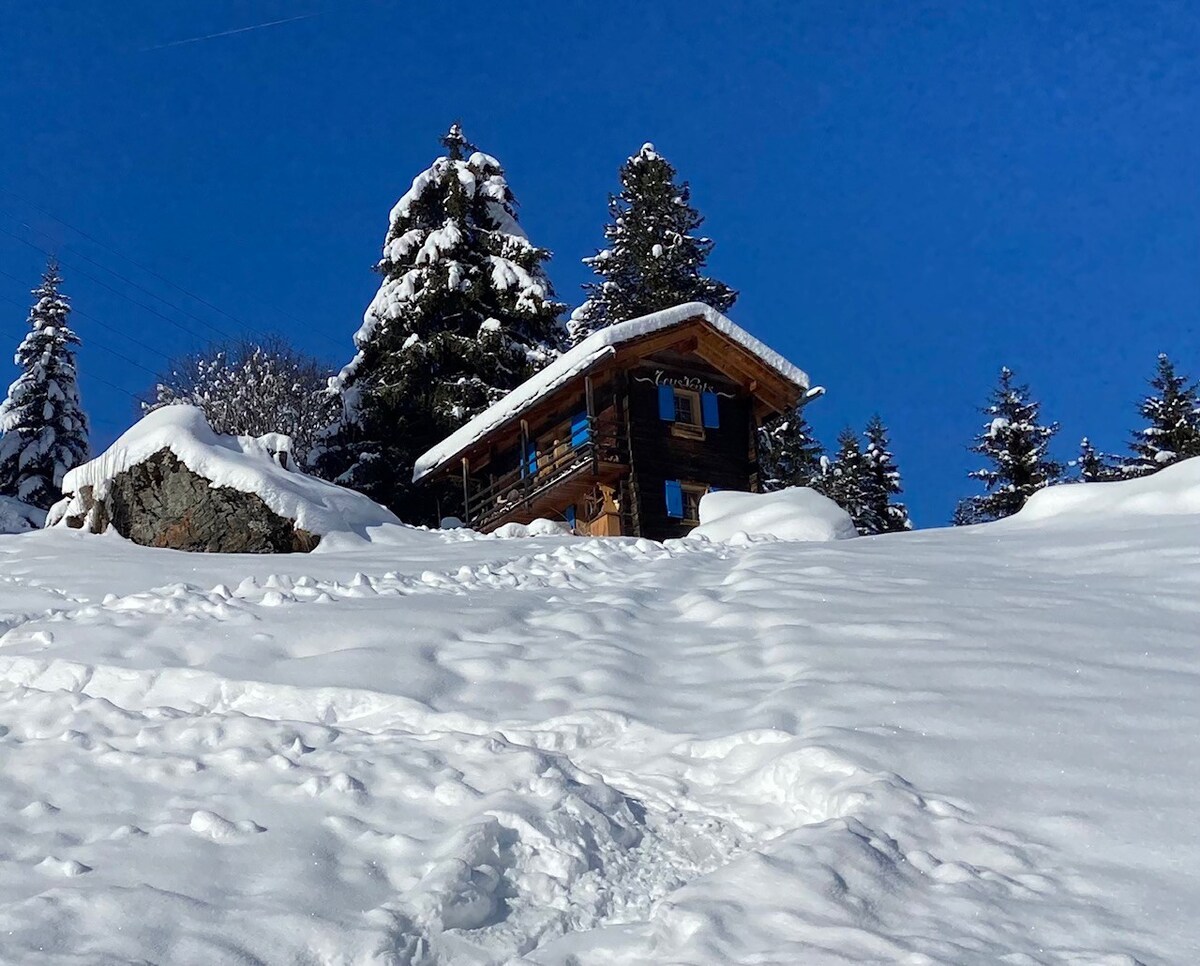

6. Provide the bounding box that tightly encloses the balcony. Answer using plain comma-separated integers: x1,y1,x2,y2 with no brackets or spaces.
463,418,629,530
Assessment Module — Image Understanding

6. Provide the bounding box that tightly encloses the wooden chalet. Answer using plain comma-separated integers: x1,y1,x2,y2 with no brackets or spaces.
412,303,814,540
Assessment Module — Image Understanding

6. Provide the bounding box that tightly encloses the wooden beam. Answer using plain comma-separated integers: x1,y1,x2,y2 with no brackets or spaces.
461,457,470,522
611,318,706,363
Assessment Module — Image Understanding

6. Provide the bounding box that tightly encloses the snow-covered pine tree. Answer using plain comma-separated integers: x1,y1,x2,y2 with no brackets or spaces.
1119,353,1200,478
568,143,736,346
954,366,1062,524
860,415,912,533
824,427,871,533
1073,436,1119,483
0,260,89,510
758,405,824,491
316,125,566,517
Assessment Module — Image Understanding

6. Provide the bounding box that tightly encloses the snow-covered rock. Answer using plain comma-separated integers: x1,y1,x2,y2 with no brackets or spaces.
0,495,45,534
687,487,858,543
49,406,398,552
1014,455,1200,523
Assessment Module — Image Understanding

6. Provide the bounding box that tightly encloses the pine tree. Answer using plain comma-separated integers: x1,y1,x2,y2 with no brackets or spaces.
954,366,1062,524
1073,436,1119,483
316,125,566,517
1119,353,1200,478
825,427,871,533
758,405,824,491
568,143,736,346
0,260,89,510
860,415,912,533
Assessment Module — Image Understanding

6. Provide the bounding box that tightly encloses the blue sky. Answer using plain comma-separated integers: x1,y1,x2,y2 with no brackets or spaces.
2,1,1198,525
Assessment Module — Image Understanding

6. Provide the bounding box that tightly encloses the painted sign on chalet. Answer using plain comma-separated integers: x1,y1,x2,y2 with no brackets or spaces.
413,303,813,540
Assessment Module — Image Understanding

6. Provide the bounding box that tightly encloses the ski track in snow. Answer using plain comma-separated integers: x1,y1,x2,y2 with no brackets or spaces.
0,520,1193,964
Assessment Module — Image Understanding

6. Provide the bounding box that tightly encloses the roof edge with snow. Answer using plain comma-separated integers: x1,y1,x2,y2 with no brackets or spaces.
413,303,809,483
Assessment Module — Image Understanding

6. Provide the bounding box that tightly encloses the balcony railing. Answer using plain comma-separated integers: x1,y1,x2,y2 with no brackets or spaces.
463,418,628,529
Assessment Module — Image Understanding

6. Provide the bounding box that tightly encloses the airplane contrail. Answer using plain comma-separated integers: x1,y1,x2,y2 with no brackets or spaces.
142,12,319,52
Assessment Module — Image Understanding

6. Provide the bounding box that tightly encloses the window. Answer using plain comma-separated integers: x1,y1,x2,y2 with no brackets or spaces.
671,388,704,439
665,479,709,523
658,383,720,435
673,391,696,425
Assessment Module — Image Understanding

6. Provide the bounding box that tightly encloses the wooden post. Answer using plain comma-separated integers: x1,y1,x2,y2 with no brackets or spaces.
461,457,470,523
585,375,597,474
520,419,531,506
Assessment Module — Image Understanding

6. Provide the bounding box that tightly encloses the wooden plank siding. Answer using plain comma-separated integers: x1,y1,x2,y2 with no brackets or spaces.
421,314,806,539
625,361,754,541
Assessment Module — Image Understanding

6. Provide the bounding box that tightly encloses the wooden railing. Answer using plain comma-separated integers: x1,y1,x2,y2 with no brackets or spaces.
463,418,629,529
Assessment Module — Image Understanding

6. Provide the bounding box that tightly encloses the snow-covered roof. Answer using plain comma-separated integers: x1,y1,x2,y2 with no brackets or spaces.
60,406,399,538
413,303,809,483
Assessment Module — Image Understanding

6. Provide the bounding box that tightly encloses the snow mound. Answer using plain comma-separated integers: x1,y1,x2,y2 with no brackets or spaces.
0,496,45,534
1016,456,1200,523
687,487,857,543
491,518,574,539
54,406,399,538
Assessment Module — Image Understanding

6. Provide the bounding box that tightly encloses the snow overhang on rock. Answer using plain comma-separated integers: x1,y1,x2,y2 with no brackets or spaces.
412,302,810,484
58,406,399,539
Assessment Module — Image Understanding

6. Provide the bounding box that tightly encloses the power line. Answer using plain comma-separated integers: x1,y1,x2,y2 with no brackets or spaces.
0,266,169,371
0,221,228,347
1,207,243,342
0,188,350,355
0,293,156,396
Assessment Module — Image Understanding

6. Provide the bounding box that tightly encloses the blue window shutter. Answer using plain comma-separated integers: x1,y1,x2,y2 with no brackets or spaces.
701,392,720,428
522,440,537,477
565,504,577,530
665,479,684,518
658,384,676,421
570,412,591,447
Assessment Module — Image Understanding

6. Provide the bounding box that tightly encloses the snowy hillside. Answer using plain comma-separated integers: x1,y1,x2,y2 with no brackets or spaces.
2,465,1199,963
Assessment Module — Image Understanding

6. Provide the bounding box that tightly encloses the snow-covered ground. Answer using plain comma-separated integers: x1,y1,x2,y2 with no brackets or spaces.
1,468,1198,964
0,495,44,534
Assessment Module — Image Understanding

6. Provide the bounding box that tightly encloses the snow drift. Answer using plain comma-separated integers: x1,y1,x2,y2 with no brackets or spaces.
687,486,858,543
1014,454,1200,522
50,406,399,541
2,451,1199,962
491,518,574,539
0,495,44,534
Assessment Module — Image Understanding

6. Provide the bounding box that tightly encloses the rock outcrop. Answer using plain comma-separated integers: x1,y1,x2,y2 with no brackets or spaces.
60,449,319,553
50,406,400,553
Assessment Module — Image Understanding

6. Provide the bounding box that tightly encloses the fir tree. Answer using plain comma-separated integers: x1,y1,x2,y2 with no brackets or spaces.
1073,436,1119,483
825,427,871,533
954,366,1062,524
316,125,566,517
1119,353,1200,478
758,405,824,491
860,415,912,533
0,260,89,510
568,143,736,345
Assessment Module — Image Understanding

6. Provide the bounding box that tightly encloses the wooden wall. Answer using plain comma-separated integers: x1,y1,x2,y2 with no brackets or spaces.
624,362,754,541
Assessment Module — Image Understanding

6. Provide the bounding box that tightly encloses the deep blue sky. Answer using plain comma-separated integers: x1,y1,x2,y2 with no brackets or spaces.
2,1,1198,525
